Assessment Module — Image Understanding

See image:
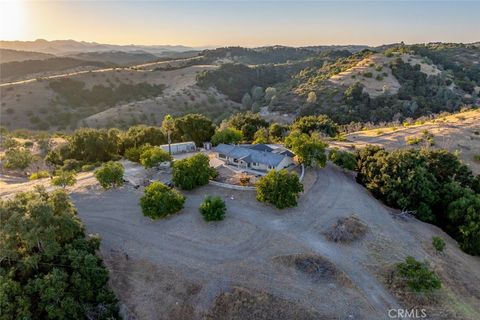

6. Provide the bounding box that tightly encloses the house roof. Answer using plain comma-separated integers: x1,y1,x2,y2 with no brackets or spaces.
214,144,289,167
160,141,196,148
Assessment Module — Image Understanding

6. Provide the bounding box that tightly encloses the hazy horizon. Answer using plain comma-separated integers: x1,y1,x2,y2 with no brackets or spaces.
1,1,479,48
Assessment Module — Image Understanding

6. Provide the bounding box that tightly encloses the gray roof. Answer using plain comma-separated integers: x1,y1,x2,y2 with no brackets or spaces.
214,144,288,167
246,144,274,152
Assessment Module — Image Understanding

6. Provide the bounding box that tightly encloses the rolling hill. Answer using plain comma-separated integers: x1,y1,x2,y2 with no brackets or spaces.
0,48,55,63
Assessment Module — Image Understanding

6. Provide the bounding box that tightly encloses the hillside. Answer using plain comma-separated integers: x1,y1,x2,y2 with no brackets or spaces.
0,48,55,63
0,39,199,55
0,62,240,130
330,109,480,174
198,44,480,125
69,50,160,66
0,57,110,81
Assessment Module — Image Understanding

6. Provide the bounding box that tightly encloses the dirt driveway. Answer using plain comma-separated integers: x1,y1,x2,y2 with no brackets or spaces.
70,165,424,319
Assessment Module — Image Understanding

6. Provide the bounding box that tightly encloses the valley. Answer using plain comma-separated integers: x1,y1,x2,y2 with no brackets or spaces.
1,38,480,320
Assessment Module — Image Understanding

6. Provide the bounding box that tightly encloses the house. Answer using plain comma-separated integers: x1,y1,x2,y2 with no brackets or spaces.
160,141,196,154
214,143,295,172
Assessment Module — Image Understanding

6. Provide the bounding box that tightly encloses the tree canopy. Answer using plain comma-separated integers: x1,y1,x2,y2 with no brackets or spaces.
173,113,215,147
0,187,119,319
256,170,304,209
140,182,185,219
225,112,269,141
139,147,172,168
211,127,243,146
172,153,215,190
2,147,33,171
356,146,480,255
291,115,338,137
94,161,125,189
285,131,328,167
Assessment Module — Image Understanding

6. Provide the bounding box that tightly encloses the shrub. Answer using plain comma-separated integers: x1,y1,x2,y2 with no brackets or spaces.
1,136,19,148
61,159,83,172
29,170,50,180
172,153,215,190
328,148,357,170
2,147,32,171
211,127,243,146
124,144,152,162
432,236,445,253
285,131,328,167
81,163,97,172
395,257,441,293
95,161,124,189
140,182,185,219
239,175,251,186
199,195,226,221
363,72,373,78
139,147,172,168
291,115,338,137
406,136,422,145
256,170,304,209
52,170,76,189
474,154,480,163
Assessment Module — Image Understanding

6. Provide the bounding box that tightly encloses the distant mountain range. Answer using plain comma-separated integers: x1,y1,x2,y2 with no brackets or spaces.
0,39,205,55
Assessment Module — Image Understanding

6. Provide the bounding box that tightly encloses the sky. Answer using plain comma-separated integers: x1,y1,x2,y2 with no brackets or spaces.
1,0,479,47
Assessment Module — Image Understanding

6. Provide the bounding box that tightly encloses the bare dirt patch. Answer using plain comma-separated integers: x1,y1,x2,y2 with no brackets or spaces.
104,253,201,320
205,287,328,320
273,253,353,287
324,215,368,243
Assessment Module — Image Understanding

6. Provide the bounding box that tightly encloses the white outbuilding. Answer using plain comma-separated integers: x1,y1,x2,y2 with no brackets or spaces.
160,141,196,154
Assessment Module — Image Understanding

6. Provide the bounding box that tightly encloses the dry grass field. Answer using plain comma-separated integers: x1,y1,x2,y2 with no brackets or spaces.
330,109,480,174
329,53,444,97
0,63,241,130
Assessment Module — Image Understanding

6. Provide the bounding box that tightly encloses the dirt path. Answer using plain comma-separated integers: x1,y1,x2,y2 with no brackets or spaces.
4,162,480,318
0,56,206,86
67,165,415,318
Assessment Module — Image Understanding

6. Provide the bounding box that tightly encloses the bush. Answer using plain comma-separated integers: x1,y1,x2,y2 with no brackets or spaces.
29,170,50,180
363,72,373,78
1,136,19,148
285,131,328,167
61,159,83,172
432,236,445,253
124,144,152,163
2,147,32,171
211,127,243,146
81,163,97,172
291,115,338,137
406,136,422,145
172,153,215,190
140,147,172,168
95,161,124,189
395,257,441,293
328,148,357,170
256,170,304,209
52,170,77,189
140,182,185,219
199,195,226,221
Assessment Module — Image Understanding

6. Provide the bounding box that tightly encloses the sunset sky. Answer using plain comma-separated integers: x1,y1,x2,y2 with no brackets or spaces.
1,1,479,47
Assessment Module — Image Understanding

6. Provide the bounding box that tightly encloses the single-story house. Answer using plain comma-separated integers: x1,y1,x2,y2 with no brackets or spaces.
214,143,295,172
160,141,196,154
